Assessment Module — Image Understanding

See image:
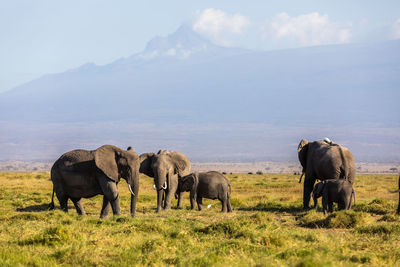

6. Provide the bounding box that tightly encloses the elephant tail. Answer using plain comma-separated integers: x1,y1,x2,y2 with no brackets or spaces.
352,189,355,206
48,164,57,210
49,189,55,210
338,145,348,180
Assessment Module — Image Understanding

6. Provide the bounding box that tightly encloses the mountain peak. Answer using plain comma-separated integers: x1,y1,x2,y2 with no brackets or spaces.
140,24,215,59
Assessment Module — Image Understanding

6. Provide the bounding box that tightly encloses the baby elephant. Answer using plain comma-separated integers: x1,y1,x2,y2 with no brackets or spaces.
179,171,232,212
312,179,355,214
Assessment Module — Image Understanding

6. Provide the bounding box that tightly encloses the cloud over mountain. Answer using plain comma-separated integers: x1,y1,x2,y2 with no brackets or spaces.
391,18,400,39
262,12,352,47
192,8,250,46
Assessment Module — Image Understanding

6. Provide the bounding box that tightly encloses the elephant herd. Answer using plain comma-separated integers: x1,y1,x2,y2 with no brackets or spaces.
48,139,400,218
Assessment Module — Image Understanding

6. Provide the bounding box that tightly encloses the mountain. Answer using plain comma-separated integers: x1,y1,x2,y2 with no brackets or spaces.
0,26,399,162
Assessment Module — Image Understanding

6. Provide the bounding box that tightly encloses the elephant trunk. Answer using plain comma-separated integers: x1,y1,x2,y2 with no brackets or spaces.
156,189,163,213
155,170,167,212
129,168,139,217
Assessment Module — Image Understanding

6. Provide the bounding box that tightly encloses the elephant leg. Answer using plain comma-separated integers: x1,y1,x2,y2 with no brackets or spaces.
56,192,68,212
164,181,178,210
227,194,232,212
328,202,334,213
100,196,111,218
197,196,203,211
303,175,315,209
189,191,196,210
338,200,345,210
98,177,120,216
221,199,227,213
71,198,86,215
177,191,184,208
322,196,328,215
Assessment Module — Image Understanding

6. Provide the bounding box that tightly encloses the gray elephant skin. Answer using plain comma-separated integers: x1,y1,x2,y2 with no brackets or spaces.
178,171,232,212
297,139,356,209
389,175,400,215
312,179,355,214
49,145,140,218
139,150,191,212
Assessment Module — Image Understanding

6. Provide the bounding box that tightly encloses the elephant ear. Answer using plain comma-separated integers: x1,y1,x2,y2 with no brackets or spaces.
171,152,191,177
94,145,119,182
313,182,325,198
297,139,309,172
139,153,155,177
182,174,195,191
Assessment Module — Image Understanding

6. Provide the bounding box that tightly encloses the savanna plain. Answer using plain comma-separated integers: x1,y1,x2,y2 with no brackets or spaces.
0,172,399,266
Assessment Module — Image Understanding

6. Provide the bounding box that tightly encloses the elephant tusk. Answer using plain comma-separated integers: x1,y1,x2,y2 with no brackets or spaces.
128,184,135,196
153,183,156,190
389,189,400,193
298,173,304,183
161,181,167,190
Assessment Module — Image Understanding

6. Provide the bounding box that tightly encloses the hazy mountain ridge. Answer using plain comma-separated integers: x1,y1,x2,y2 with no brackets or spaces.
0,26,399,161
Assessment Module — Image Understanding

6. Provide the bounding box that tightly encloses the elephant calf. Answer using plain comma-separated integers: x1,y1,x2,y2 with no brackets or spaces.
178,171,232,212
312,179,355,215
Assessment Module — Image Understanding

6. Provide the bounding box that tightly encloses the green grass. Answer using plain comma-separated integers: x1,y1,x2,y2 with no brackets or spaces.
0,172,398,266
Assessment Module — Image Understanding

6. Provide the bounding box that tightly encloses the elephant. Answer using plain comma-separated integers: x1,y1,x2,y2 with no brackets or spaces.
49,145,140,218
178,171,232,212
139,150,191,212
312,179,355,214
389,175,400,215
297,138,356,209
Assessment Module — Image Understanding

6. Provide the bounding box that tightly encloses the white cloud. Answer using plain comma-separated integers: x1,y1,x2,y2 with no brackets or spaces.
262,12,351,46
192,8,250,46
391,18,400,39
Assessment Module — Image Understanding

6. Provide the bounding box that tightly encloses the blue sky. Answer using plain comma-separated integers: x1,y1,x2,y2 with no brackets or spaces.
1,0,400,92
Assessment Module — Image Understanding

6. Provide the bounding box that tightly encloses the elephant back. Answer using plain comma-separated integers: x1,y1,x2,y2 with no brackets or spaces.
56,149,96,173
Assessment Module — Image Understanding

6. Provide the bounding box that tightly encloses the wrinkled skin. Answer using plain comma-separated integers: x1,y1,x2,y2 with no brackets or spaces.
389,175,400,215
298,139,356,209
312,179,355,215
178,171,232,212
139,150,191,212
49,145,140,218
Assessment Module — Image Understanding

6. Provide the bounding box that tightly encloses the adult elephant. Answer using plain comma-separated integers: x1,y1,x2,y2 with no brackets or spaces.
297,138,356,209
139,150,191,212
49,145,140,217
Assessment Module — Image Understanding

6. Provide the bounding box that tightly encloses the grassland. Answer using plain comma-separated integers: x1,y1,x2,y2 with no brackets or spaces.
0,172,399,266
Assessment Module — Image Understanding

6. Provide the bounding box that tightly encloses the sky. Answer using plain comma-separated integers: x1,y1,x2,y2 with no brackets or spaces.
1,0,400,93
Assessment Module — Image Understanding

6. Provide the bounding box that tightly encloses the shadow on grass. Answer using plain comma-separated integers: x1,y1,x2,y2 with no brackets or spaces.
16,203,51,212
237,201,304,214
